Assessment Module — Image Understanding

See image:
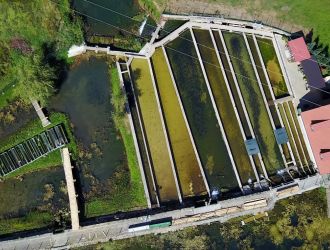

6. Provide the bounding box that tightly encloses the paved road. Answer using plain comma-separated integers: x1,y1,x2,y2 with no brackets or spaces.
1,174,328,250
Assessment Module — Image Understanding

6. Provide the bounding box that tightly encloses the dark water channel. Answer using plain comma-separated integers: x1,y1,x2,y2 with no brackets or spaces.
51,57,127,216
73,0,142,37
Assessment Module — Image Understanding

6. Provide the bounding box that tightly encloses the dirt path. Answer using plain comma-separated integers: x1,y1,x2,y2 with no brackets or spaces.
160,0,306,34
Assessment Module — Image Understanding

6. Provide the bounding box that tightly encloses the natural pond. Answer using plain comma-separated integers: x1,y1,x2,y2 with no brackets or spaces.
51,57,145,218
166,30,239,196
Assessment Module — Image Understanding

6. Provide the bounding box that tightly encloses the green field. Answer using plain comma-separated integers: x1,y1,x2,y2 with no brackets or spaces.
194,29,254,184
130,58,179,203
223,31,284,175
153,0,330,49
151,48,207,198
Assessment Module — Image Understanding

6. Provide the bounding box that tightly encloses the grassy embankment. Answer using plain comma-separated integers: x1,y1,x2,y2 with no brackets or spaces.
0,0,83,109
151,48,207,198
130,58,178,203
0,212,53,235
138,0,162,21
223,31,284,176
0,113,78,179
194,29,254,184
83,64,147,216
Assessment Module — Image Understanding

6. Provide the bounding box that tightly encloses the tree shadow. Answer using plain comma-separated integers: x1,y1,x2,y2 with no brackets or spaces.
41,42,69,91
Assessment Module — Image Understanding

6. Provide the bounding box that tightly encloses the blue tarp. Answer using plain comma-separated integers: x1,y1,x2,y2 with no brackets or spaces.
274,127,289,145
245,138,260,155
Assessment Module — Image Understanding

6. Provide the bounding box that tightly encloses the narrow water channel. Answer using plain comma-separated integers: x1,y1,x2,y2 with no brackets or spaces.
166,30,239,196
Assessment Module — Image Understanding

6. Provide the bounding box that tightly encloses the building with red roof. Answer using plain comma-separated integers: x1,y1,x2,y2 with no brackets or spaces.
301,104,330,174
288,37,311,62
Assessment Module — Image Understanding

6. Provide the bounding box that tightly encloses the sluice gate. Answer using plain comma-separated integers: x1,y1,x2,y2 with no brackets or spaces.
0,124,68,176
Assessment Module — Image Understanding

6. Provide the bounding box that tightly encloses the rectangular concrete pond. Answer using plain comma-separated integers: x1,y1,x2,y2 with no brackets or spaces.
130,58,179,203
193,29,255,184
256,37,289,99
166,30,239,195
278,103,303,171
212,31,252,139
223,31,284,176
151,48,208,199
280,101,311,171
288,101,311,164
246,35,292,163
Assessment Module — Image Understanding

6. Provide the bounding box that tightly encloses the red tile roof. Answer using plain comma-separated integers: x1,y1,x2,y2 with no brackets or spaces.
302,105,330,174
288,37,311,62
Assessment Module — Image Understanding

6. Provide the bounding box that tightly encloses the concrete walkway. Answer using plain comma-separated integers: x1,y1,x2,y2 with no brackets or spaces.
61,148,80,231
31,100,50,127
326,187,330,218
1,174,327,250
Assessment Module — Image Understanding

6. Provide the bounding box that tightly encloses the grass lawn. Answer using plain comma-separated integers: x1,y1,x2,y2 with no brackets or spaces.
194,29,254,184
223,31,284,175
0,211,52,235
130,58,178,203
151,47,207,198
0,112,78,179
256,37,288,98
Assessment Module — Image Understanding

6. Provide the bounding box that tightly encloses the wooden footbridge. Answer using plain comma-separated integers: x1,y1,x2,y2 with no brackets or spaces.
61,148,80,231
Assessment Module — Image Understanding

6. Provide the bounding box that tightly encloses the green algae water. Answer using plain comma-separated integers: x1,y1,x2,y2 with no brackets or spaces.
0,166,68,235
51,57,142,217
223,31,284,176
151,48,207,199
166,30,239,196
193,29,255,184
130,58,179,203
